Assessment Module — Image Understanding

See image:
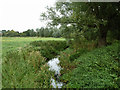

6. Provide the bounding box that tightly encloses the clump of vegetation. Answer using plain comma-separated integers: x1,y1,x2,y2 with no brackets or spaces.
2,48,54,88
30,40,69,60
59,42,120,88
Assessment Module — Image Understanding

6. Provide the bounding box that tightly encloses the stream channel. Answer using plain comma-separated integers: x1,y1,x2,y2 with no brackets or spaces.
47,57,64,88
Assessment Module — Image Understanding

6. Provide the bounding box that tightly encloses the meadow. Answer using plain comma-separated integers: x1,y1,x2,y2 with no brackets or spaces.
2,37,65,57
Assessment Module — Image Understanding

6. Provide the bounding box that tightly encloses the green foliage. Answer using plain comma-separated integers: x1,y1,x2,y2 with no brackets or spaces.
2,29,36,37
60,42,120,88
59,48,78,75
22,29,36,37
2,27,62,38
59,47,88,76
2,48,54,88
2,30,20,37
41,2,120,47
40,2,100,41
30,40,69,60
107,30,120,43
69,48,87,62
36,27,62,38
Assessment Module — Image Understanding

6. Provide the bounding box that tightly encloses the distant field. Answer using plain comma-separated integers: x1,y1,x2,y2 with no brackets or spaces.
2,37,65,57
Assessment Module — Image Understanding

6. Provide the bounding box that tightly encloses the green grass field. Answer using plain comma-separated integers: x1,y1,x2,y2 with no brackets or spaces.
2,37,65,57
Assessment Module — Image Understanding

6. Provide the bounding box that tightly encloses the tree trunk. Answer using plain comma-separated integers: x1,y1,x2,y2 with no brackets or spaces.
98,24,108,47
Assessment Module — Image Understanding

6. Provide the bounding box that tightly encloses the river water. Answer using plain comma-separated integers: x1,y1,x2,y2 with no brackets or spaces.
47,57,63,88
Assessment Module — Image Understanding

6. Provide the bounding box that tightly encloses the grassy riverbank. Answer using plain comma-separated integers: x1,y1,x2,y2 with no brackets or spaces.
2,37,66,88
59,42,120,88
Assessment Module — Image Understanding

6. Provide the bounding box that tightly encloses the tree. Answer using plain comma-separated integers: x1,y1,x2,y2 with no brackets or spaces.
2,30,7,36
40,2,120,47
87,2,120,46
22,29,36,37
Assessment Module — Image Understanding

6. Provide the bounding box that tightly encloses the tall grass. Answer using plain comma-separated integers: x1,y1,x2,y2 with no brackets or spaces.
2,47,54,88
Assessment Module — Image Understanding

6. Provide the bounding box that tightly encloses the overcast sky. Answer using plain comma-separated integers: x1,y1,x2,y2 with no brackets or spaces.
0,0,56,32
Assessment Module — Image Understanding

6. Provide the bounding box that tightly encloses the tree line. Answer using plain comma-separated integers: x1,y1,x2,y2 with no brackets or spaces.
1,27,62,38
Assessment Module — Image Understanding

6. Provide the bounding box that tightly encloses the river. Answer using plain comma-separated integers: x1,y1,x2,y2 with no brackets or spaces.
47,57,63,88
